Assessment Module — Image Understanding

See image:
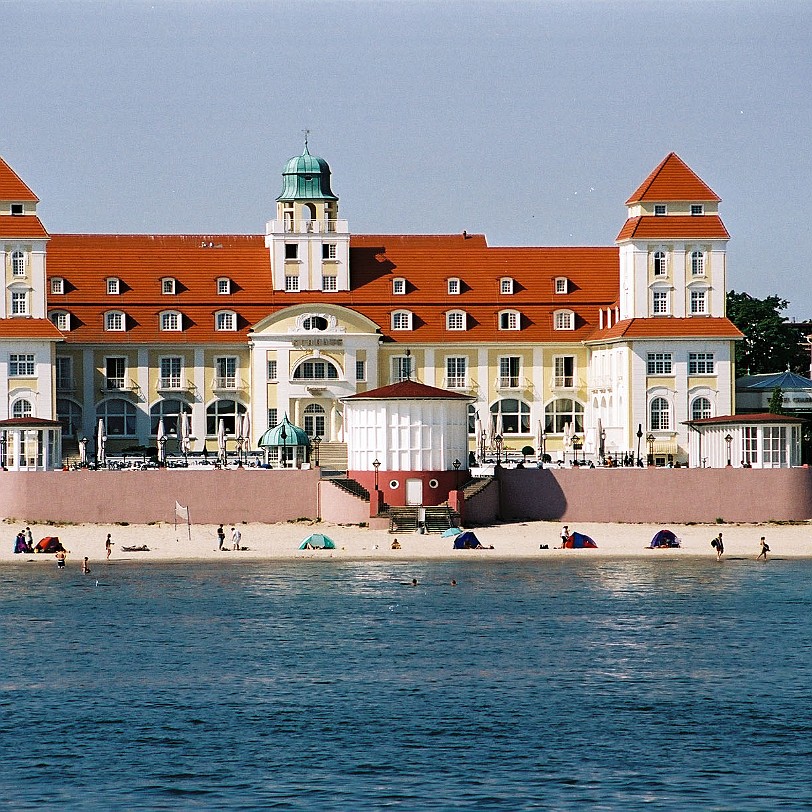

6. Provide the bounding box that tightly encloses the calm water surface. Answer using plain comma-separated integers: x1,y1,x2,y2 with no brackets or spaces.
0,557,810,811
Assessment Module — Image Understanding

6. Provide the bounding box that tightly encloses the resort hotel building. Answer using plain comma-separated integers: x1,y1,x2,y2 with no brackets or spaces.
0,147,745,472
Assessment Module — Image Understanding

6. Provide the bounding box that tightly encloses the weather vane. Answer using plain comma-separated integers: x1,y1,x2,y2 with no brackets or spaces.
302,128,310,150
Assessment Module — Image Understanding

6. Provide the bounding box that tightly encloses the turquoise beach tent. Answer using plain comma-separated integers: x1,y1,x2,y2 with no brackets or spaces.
298,533,336,550
441,527,463,538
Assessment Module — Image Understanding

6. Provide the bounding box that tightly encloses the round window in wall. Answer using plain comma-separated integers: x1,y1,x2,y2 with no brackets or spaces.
389,479,400,489
428,479,439,489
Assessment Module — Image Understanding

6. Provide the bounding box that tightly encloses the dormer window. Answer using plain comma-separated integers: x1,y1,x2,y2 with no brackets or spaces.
393,277,406,295
11,250,25,277
107,277,120,295
217,277,231,295
50,277,65,295
215,310,237,331
446,310,467,331
690,204,704,216
161,278,176,295
391,310,413,331
498,310,520,331
49,311,71,331
10,203,23,215
105,310,125,331
160,310,182,331
654,204,667,216
500,277,514,295
553,309,575,331
447,278,460,295
555,277,568,294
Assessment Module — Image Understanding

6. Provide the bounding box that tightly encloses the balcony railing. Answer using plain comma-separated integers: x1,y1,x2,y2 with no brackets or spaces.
157,377,195,393
495,375,522,390
56,377,76,392
105,378,138,392
268,219,349,235
444,376,476,391
212,376,244,391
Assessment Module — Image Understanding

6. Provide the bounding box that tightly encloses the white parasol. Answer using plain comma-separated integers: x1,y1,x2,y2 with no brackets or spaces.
180,410,191,456
597,417,604,461
157,417,167,465
217,418,227,464
474,412,483,462
241,411,251,452
79,435,87,466
97,418,106,467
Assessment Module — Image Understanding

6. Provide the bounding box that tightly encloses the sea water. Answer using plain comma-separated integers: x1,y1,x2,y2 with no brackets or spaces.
0,557,810,811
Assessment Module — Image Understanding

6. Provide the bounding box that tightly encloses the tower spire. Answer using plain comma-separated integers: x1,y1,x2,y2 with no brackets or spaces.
302,128,310,154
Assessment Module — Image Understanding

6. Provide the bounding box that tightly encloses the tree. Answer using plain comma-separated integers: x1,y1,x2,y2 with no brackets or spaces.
726,291,809,375
768,386,785,415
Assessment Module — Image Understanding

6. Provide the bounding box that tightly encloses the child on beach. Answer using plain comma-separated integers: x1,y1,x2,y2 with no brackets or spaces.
757,536,769,561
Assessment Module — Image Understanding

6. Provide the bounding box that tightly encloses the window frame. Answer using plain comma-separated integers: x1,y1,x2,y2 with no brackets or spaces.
322,243,337,260
106,277,121,295
691,397,712,420
215,310,237,332
267,359,278,381
691,250,705,276
649,396,671,431
553,355,575,388
50,277,65,295
646,352,673,375
690,204,704,216
355,359,366,382
160,310,182,331
104,310,125,332
500,277,514,295
445,356,467,389
688,352,715,375
555,277,568,294
391,310,413,331
652,290,670,315
9,353,35,377
553,309,575,331
284,243,299,260
445,310,467,331
322,274,337,292
498,310,520,331
392,277,406,295
392,355,413,383
653,250,667,276
161,277,176,295
49,310,71,331
284,274,300,292
97,397,137,437
11,250,25,277
690,289,707,315
654,204,667,216
217,277,231,295
11,290,28,315
12,398,33,419
447,277,461,295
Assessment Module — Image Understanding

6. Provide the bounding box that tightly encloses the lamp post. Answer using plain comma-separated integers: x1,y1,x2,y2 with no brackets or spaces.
312,435,321,467
600,429,606,465
494,434,503,466
636,424,643,467
453,457,461,489
236,435,244,467
540,430,547,465
480,429,486,465
646,433,655,466
724,433,733,467
158,434,167,467
280,424,287,468
372,457,381,490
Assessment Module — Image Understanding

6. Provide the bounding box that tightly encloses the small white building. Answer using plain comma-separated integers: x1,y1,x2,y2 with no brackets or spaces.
685,413,804,469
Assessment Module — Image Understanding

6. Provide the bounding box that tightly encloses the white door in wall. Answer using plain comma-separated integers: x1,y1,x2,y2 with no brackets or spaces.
406,478,423,506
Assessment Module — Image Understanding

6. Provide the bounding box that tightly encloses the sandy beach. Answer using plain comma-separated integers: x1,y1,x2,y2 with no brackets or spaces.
2,518,810,565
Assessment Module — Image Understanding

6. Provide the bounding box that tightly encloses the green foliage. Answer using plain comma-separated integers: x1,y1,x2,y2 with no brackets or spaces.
727,291,809,375
768,386,785,415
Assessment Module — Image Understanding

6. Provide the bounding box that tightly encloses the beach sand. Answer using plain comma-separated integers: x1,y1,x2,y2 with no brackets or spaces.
2,518,810,565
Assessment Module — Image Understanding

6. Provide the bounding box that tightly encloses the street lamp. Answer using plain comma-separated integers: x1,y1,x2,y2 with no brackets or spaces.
0,432,6,469
494,434,503,466
372,457,381,490
540,430,547,464
646,433,655,466
636,424,643,467
236,435,244,467
725,433,733,467
480,429,486,465
158,434,168,467
312,435,322,467
453,457,461,489
280,424,287,468
600,429,606,464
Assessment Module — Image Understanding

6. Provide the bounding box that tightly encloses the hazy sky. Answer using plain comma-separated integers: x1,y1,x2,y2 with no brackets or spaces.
2,0,810,316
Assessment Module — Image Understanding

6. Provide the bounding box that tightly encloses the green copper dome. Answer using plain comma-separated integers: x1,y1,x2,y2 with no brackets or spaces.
276,145,338,202
258,414,311,447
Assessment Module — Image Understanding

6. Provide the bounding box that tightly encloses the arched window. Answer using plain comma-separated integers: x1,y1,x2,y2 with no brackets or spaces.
391,310,413,331
691,250,705,275
57,398,82,437
11,251,25,277
468,404,477,435
302,315,329,331
105,310,125,331
97,398,137,436
206,399,246,435
215,310,236,331
691,397,712,420
544,398,585,434
650,397,670,431
553,310,575,331
498,310,520,331
160,310,182,331
150,399,192,435
653,251,667,276
446,310,467,331
12,399,32,419
303,403,326,437
292,359,340,380
490,398,531,434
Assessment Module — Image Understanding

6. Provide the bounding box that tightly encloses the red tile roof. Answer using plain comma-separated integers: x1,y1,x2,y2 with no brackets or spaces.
626,153,720,204
46,233,621,344
344,380,472,400
616,215,729,241
0,157,39,202
590,317,743,342
0,215,49,238
685,413,804,426
0,417,62,428
0,318,64,340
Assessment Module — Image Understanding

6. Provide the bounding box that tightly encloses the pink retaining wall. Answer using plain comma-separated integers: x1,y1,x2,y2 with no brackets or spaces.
0,469,319,525
495,467,812,524
318,480,373,525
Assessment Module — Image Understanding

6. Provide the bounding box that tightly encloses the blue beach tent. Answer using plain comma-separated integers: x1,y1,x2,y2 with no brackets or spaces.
649,529,680,548
453,531,485,549
563,531,597,549
298,533,336,550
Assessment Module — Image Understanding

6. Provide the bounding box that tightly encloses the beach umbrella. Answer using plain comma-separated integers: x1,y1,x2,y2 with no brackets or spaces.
537,419,545,458
441,526,463,538
157,417,166,464
495,409,504,439
78,435,87,466
241,411,251,452
597,417,605,461
217,418,227,464
97,418,106,467
180,410,191,456
474,412,483,462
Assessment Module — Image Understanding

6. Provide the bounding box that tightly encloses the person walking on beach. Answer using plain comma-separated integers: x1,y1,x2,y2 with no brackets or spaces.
560,525,570,548
105,533,112,560
757,536,770,561
217,524,225,551
231,526,241,551
712,532,724,560
25,526,34,551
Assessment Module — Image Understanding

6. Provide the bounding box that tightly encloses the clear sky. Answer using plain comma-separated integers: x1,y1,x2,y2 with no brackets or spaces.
2,0,810,316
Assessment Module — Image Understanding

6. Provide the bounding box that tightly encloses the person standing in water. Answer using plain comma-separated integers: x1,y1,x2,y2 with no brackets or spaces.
757,536,770,561
105,533,112,560
82,557,91,574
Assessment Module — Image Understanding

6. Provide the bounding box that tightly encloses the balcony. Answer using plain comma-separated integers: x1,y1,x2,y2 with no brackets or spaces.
444,376,476,392
212,376,244,392
157,377,195,394
495,376,522,391
550,375,586,391
268,219,349,235
56,377,77,392
101,378,141,398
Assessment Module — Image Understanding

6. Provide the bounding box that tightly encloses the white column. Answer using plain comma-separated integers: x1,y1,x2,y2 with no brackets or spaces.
193,348,206,448
82,348,95,438
136,348,150,442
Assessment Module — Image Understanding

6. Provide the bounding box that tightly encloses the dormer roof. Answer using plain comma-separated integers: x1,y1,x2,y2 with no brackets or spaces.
626,153,720,205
